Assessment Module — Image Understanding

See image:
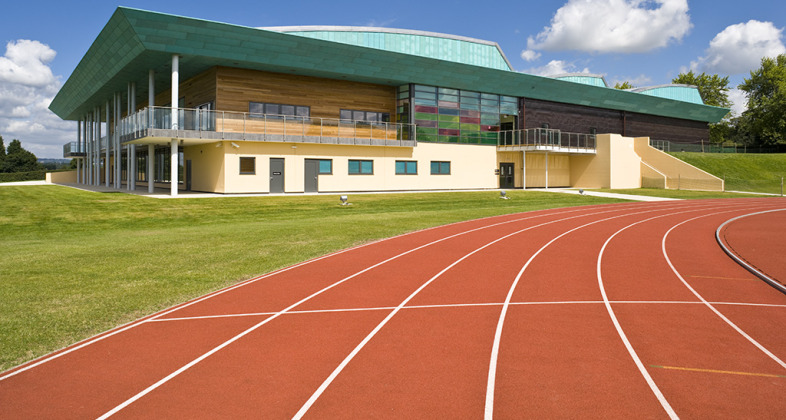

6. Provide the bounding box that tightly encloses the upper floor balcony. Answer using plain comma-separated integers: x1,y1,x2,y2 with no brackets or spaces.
497,128,596,154
63,142,85,157
119,106,417,147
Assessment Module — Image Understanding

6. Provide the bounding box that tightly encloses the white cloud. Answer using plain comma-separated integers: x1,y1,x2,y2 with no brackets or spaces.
0,40,73,158
526,0,692,54
520,49,541,62
694,20,785,75
727,88,748,117
524,60,591,76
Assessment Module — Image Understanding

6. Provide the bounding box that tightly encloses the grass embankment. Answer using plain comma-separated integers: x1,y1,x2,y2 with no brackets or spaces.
0,185,627,371
670,152,786,195
592,188,763,199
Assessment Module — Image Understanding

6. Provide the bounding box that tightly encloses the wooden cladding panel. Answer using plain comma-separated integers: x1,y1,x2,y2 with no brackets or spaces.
146,67,218,109
215,67,397,121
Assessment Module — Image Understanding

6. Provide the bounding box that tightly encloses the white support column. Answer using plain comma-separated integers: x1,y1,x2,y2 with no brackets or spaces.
148,70,156,194
96,107,101,185
86,114,92,186
105,101,110,186
545,151,549,189
126,83,131,191
171,55,179,130
170,139,178,197
76,120,82,183
115,93,121,189
521,151,526,190
148,144,155,193
130,82,137,191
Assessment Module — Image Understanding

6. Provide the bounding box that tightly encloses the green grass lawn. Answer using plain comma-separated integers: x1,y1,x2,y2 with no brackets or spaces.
0,185,631,371
670,152,786,195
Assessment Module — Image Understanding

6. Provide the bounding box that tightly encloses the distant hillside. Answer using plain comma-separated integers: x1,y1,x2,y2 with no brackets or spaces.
670,152,786,194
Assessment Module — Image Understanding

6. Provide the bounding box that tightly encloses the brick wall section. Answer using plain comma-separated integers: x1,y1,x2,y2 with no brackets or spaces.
522,98,709,144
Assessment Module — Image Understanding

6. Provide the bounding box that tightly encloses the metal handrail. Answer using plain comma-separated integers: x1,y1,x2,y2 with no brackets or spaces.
497,128,596,151
118,106,416,145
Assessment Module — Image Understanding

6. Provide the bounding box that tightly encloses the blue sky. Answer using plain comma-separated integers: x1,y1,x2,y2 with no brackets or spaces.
1,0,784,158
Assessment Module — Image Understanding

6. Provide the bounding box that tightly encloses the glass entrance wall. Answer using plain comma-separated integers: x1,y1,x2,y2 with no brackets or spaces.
398,84,517,145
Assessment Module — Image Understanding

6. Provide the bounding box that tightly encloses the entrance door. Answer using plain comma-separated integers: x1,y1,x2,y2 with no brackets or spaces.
304,159,319,193
270,158,285,193
500,162,515,189
186,160,192,191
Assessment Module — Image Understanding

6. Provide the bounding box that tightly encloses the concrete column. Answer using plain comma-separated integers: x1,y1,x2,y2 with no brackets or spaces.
115,93,121,189
148,144,155,193
170,139,178,197
105,101,110,186
148,69,155,115
130,82,137,191
171,55,179,130
545,151,549,189
87,114,92,186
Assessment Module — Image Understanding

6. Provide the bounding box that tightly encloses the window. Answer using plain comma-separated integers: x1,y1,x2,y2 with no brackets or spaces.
239,157,255,174
341,109,391,123
430,161,451,175
249,102,310,118
318,159,332,174
395,160,417,175
348,159,373,175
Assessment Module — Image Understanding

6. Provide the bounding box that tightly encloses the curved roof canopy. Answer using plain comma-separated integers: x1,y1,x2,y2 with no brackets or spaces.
551,73,608,88
263,26,513,71
50,7,728,123
632,84,704,105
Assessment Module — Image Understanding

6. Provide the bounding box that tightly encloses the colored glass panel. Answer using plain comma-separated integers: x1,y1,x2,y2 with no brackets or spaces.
438,108,460,116
414,105,438,113
415,112,438,121
415,119,438,128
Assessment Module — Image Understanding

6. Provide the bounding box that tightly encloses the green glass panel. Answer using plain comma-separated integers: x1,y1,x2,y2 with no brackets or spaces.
481,93,499,100
414,90,436,99
439,121,460,129
418,133,438,142
360,160,373,174
500,103,518,114
438,114,459,122
461,123,480,131
415,112,438,121
439,88,459,95
501,95,518,103
460,97,480,106
395,160,405,174
416,126,438,135
438,93,459,102
481,99,500,106
481,105,499,113
318,159,332,174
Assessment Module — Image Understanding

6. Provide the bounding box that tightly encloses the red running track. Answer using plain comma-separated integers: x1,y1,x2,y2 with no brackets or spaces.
1,198,785,419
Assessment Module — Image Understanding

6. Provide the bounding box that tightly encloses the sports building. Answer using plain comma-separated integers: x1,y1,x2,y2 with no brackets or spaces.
52,7,728,196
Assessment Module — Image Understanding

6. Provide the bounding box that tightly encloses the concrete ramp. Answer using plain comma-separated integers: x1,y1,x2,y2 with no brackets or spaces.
634,138,724,191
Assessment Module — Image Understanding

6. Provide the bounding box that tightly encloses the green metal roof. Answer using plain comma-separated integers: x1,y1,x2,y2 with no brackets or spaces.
50,7,729,123
266,26,513,71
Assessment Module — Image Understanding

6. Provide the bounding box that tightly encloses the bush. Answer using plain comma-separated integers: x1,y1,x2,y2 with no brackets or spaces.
0,170,46,183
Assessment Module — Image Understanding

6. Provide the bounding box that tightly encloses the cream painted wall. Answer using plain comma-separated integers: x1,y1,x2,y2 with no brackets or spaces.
213,141,498,194
46,170,77,184
184,143,226,193
633,137,723,191
525,153,571,188
608,134,641,189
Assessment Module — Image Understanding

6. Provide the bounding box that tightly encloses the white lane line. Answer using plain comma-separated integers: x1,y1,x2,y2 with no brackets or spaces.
662,211,786,371
592,204,779,419
1,203,602,381
481,201,727,419
97,200,626,417
291,202,639,419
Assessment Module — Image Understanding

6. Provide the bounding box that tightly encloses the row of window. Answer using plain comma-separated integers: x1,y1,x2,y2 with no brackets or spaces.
248,102,391,123
238,157,450,176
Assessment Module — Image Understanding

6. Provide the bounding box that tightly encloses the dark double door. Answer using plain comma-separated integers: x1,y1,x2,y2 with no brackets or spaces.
499,162,515,189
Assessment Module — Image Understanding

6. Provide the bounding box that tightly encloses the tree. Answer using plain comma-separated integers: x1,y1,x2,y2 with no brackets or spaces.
614,81,634,90
672,71,732,143
2,139,42,173
0,135,5,170
672,71,732,108
738,54,786,146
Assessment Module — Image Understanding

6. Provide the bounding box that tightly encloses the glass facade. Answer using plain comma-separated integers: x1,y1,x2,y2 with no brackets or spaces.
398,84,517,145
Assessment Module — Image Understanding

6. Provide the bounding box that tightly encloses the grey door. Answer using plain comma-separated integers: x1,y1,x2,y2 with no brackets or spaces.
500,162,515,189
270,158,285,193
304,159,319,193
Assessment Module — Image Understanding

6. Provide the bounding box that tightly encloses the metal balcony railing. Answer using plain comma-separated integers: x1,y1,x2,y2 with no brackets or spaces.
118,106,416,146
63,141,85,157
497,128,596,152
